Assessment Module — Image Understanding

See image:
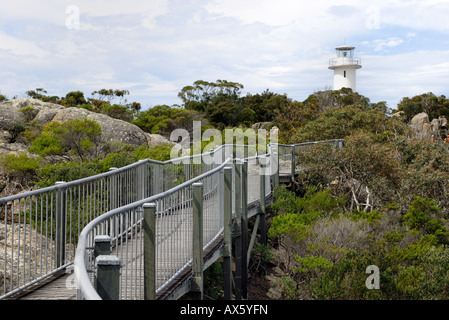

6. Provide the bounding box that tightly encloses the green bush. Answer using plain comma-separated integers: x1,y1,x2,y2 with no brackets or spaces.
29,118,102,160
36,161,103,188
269,185,345,241
0,153,40,183
402,196,449,244
29,130,65,157
134,144,173,162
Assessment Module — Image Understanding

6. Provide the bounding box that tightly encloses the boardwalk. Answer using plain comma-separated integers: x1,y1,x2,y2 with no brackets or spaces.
1,141,343,300
8,167,290,300
11,271,76,300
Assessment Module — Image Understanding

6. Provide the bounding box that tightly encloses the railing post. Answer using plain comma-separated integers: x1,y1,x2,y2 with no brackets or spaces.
55,181,67,268
192,183,204,300
95,255,121,300
259,162,267,247
291,145,296,183
271,144,279,188
241,160,248,299
234,160,242,300
143,203,156,300
223,167,233,300
94,235,112,258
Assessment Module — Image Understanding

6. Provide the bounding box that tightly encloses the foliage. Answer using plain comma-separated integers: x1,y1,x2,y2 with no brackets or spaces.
269,188,449,299
36,160,103,188
291,105,407,143
177,80,292,129
4,84,449,300
269,185,345,242
396,92,449,121
402,196,449,244
30,118,103,160
133,104,205,137
268,95,449,299
203,262,224,300
0,153,40,184
35,143,175,188
6,123,27,143
24,88,141,121
134,144,173,162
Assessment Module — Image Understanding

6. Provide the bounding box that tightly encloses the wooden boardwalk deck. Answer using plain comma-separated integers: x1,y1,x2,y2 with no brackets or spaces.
10,270,77,300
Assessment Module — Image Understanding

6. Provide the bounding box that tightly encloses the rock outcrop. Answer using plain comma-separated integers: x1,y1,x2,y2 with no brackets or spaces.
0,98,172,149
410,112,448,140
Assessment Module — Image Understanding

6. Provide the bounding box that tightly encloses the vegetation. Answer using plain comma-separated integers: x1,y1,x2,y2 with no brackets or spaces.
265,91,449,300
395,92,449,121
1,83,448,300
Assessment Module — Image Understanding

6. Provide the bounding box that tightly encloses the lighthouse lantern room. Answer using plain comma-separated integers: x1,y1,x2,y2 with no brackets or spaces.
328,45,362,92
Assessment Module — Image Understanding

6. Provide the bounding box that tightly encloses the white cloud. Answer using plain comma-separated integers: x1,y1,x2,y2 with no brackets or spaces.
0,0,448,110
358,50,449,107
361,37,404,52
0,32,48,57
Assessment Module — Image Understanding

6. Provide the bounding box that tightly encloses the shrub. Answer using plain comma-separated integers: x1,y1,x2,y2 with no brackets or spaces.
30,118,103,160
134,144,173,162
402,196,449,244
0,153,40,184
36,161,102,188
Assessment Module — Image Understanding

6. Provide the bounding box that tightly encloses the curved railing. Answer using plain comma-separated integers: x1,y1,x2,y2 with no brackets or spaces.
0,140,344,300
0,144,256,299
74,158,234,300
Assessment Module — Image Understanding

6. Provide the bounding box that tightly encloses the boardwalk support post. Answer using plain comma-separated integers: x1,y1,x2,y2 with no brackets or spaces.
291,145,296,183
55,182,67,268
271,144,279,188
94,235,112,258
223,167,233,300
259,162,267,247
234,161,242,300
192,183,204,300
95,255,121,300
241,161,248,299
143,203,157,300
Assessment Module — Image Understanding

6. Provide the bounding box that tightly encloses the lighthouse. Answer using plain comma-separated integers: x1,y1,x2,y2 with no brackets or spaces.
328,45,362,92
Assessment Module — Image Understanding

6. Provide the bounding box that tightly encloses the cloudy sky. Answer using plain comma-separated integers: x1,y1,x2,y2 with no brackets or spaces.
1,0,448,110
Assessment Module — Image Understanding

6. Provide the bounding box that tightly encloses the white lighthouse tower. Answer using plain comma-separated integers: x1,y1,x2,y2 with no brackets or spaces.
328,45,362,92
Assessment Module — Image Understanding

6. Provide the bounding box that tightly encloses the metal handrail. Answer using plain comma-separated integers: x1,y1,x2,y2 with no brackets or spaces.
74,158,234,300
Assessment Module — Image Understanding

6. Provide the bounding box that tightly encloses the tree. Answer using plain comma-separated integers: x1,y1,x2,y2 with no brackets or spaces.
178,79,244,114
26,88,48,99
133,104,206,137
241,90,291,123
292,105,408,143
64,91,87,107
91,89,130,103
397,92,449,121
